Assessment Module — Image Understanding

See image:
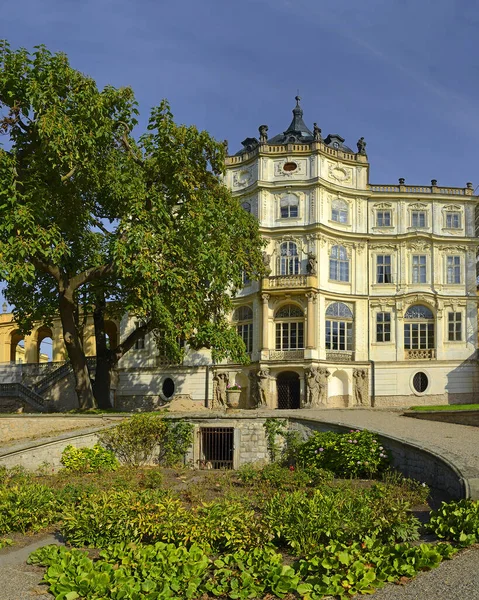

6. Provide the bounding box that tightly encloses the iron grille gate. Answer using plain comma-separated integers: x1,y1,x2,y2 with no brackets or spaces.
199,427,234,469
277,378,300,409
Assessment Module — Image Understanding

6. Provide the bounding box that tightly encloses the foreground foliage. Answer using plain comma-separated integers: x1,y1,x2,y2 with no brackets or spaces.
61,444,119,473
28,538,457,600
427,498,479,546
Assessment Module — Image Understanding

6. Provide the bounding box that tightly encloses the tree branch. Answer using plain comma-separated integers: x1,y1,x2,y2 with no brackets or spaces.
110,319,151,364
61,166,76,182
30,256,62,283
117,121,144,167
68,263,115,292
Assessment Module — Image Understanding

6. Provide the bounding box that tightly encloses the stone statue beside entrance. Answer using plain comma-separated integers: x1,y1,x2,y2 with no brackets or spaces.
213,372,229,408
257,368,270,407
353,368,369,406
305,367,330,408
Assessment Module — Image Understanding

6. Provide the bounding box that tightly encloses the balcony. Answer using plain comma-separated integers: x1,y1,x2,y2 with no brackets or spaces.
265,275,309,289
268,349,305,361
405,349,435,360
326,351,355,363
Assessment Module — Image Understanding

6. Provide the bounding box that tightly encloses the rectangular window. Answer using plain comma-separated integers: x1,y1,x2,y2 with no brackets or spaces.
281,204,298,218
377,211,391,227
134,322,146,350
237,323,253,353
332,208,348,223
242,270,251,286
275,322,304,350
325,320,353,350
376,255,392,283
404,323,434,349
446,256,461,284
376,312,391,342
448,312,462,341
446,212,461,229
412,255,427,283
412,211,426,228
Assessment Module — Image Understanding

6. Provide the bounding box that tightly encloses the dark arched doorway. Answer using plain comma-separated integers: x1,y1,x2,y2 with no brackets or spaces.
276,371,300,409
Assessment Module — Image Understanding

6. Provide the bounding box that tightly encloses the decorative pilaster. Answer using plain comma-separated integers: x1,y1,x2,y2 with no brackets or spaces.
306,292,317,349
261,294,270,351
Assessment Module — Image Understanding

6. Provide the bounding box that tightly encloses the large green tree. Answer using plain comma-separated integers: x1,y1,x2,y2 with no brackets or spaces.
0,42,265,409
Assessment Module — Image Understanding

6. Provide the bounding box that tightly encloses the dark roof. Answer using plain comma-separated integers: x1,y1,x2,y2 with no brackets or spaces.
235,97,354,154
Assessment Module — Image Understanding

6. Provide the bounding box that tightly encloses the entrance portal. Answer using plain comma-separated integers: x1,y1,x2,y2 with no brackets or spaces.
276,371,300,409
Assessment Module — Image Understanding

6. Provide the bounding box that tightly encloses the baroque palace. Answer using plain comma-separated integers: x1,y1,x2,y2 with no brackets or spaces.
0,98,478,412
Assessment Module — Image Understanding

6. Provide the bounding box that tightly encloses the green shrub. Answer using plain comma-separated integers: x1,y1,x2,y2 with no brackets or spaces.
99,414,168,466
0,465,33,486
98,414,193,467
0,483,59,534
296,429,390,477
139,468,164,489
427,499,479,546
263,418,287,462
263,485,420,556
60,443,119,473
237,462,333,491
158,420,194,467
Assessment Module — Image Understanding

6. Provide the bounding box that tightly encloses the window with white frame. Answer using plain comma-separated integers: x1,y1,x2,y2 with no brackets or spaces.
446,256,461,284
412,255,427,283
233,306,253,353
376,312,391,342
325,302,353,351
280,241,300,275
280,195,299,218
445,212,461,229
331,199,348,224
275,305,304,350
329,245,349,282
376,255,392,283
404,305,434,350
411,211,427,228
241,270,251,286
448,312,462,341
134,321,146,350
376,210,392,227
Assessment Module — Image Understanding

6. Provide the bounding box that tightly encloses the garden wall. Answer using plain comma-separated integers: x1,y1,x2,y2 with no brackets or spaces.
403,410,479,427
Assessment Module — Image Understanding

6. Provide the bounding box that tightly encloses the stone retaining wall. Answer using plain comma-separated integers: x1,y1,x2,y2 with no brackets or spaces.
403,410,479,427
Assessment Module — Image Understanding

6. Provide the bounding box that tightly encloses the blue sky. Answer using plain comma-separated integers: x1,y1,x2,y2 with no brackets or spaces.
3,0,479,188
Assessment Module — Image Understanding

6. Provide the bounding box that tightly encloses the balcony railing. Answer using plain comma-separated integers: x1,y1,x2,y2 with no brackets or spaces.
326,351,355,362
405,349,435,360
369,184,472,196
267,275,308,288
268,349,304,361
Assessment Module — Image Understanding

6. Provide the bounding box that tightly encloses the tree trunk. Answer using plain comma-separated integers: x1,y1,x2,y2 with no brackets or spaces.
59,293,97,410
92,295,113,409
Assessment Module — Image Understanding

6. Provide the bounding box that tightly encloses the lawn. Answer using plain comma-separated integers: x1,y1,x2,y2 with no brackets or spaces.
409,403,479,412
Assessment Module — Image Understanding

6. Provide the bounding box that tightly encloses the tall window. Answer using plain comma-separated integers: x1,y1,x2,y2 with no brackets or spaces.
445,212,460,229
376,312,391,342
376,255,392,283
446,256,461,284
404,305,434,350
331,199,348,224
275,305,304,350
329,245,349,282
448,312,462,341
280,195,299,218
325,302,353,351
412,211,426,228
233,306,253,353
376,210,391,227
412,255,427,283
134,322,146,350
280,242,300,275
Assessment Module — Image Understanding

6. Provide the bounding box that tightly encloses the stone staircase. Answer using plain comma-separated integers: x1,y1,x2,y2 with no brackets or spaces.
0,358,97,412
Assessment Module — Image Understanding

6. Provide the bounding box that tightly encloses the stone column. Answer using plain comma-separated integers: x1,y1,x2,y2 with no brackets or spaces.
24,334,37,363
306,292,316,349
261,294,270,352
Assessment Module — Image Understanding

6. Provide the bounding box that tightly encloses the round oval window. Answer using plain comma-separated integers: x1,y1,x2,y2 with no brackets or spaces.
162,378,175,399
283,162,297,172
413,372,428,393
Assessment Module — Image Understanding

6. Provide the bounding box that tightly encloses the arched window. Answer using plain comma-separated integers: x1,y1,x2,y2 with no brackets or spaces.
325,302,353,351
275,304,304,350
329,245,349,282
331,199,348,223
280,242,300,275
280,194,299,219
404,305,435,355
233,306,253,353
